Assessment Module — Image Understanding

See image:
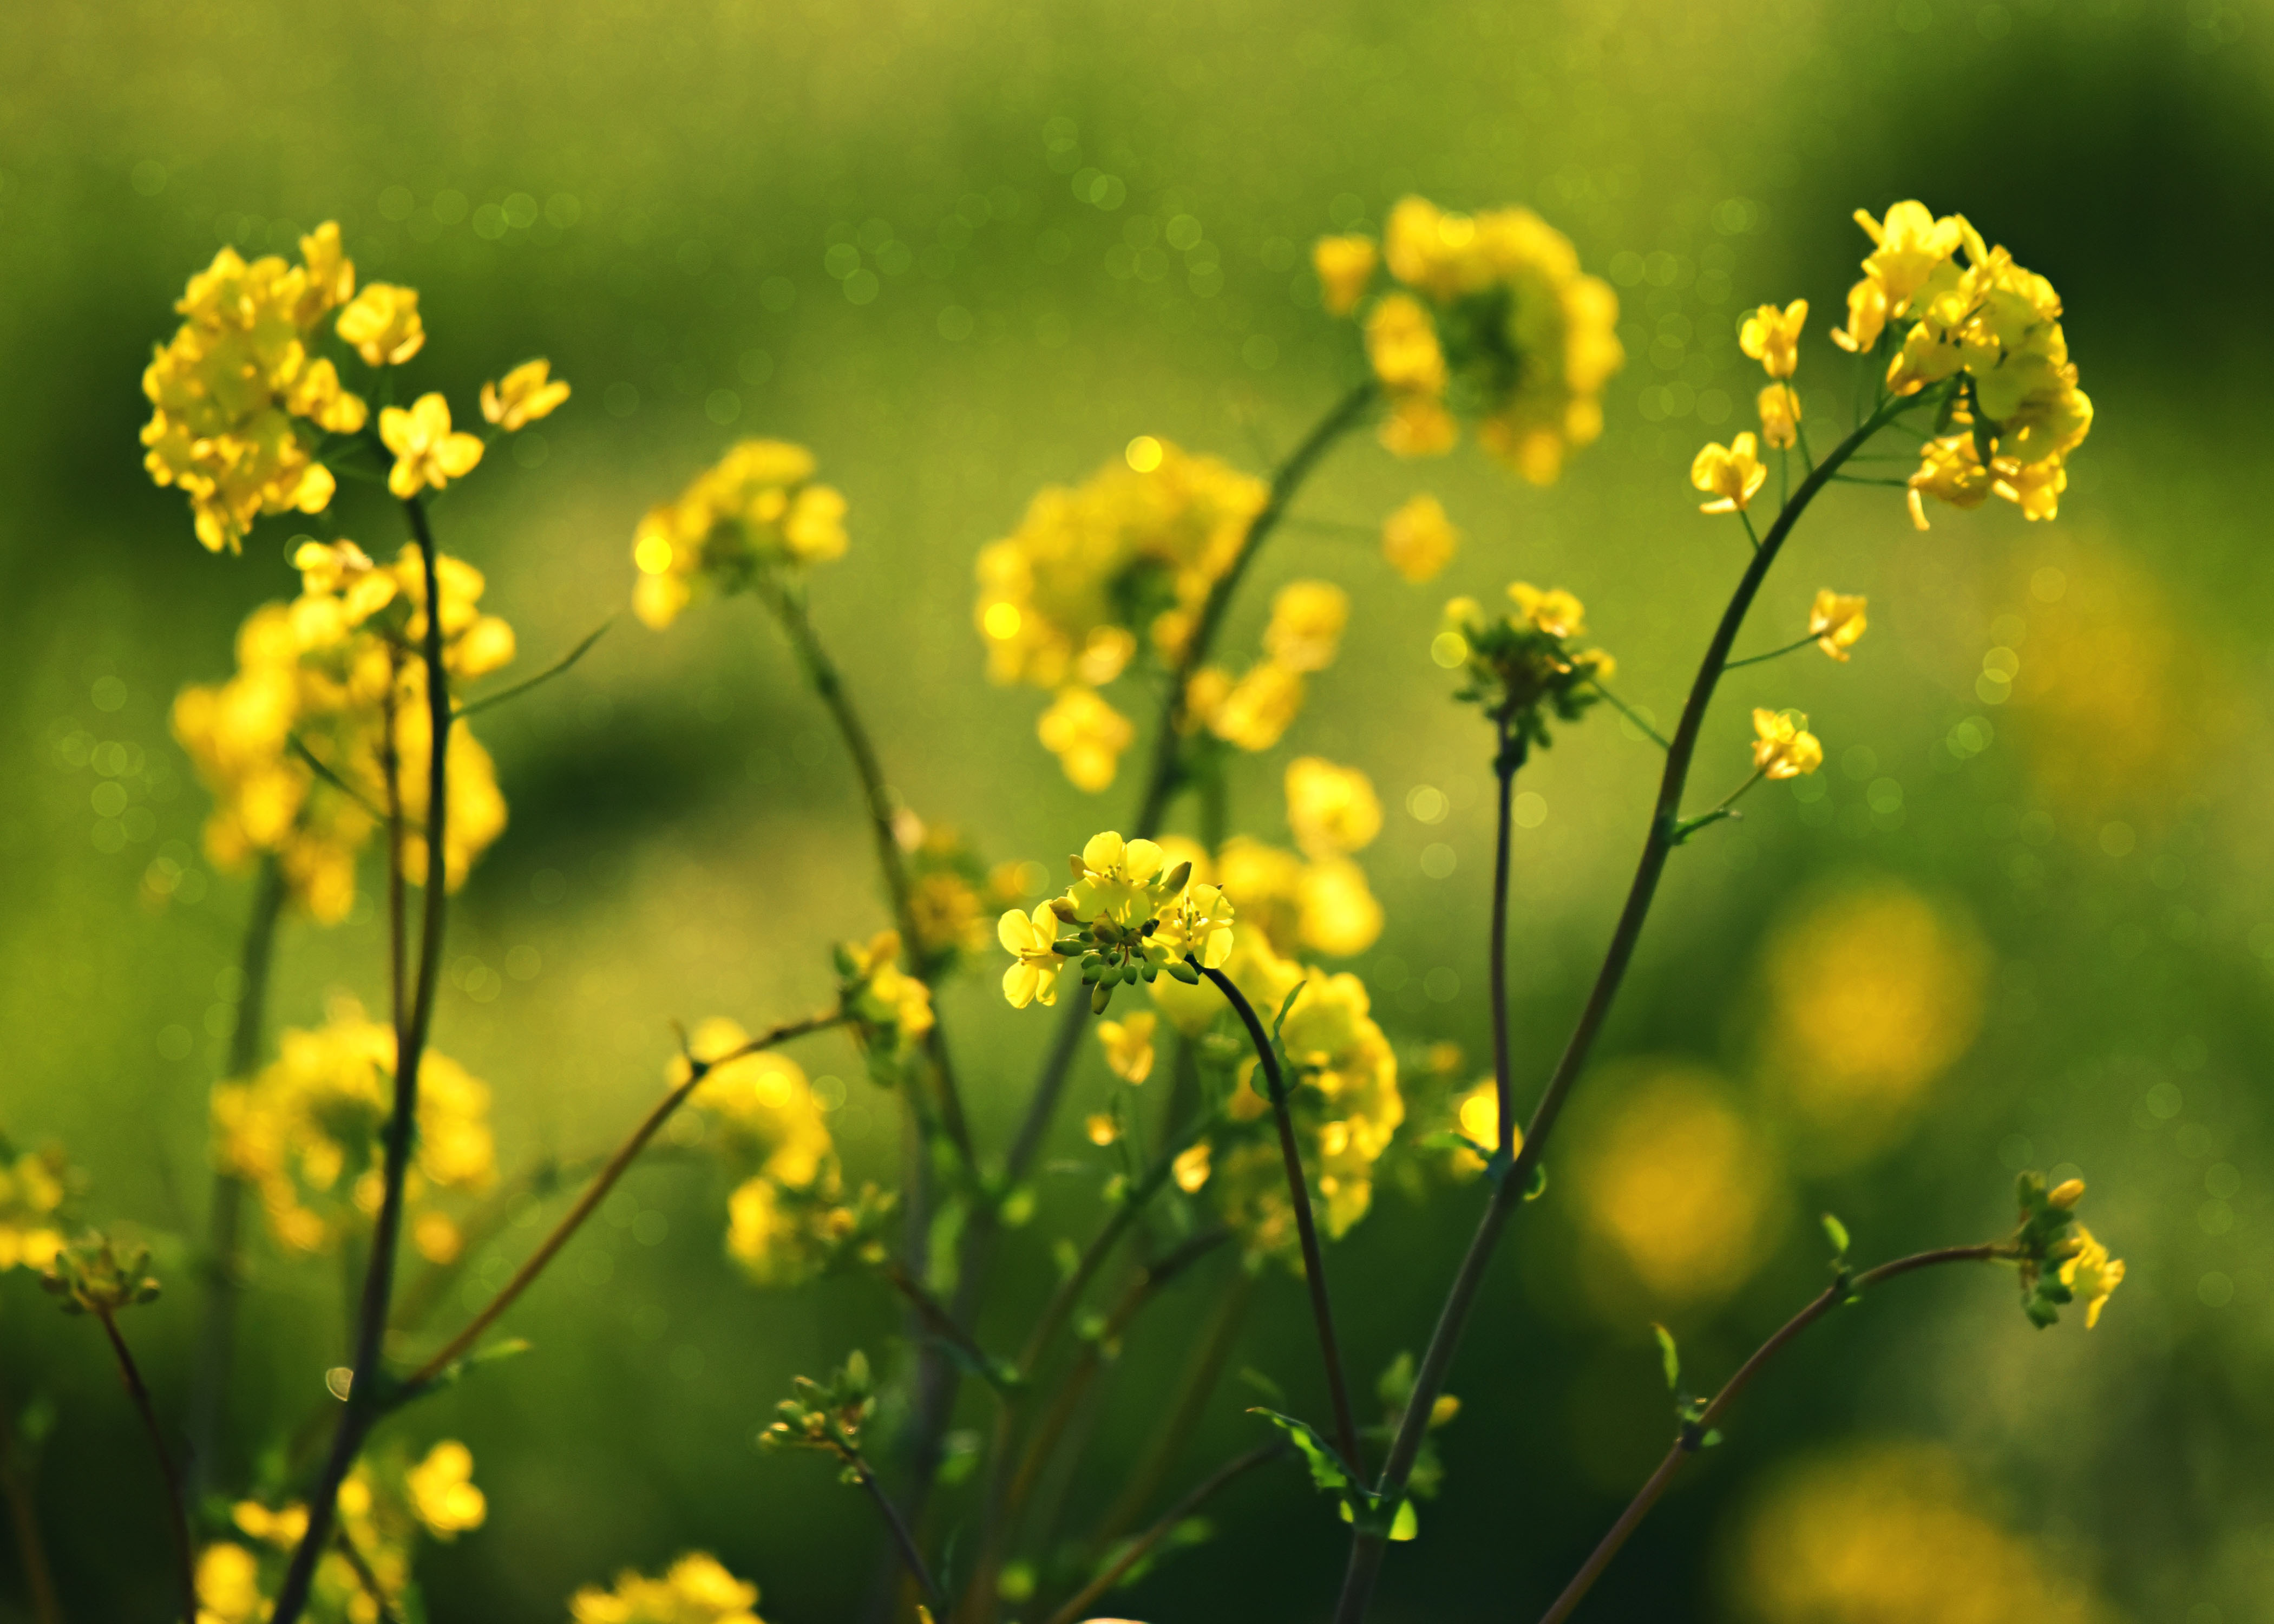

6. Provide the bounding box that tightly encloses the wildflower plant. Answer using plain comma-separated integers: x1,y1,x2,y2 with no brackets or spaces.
17,190,2129,1624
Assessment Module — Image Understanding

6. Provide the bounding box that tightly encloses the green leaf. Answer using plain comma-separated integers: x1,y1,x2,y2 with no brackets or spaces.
1524,1162,1549,1201
1652,1323,1680,1391
1821,1212,1851,1256
1248,1408,1351,1492
1376,1351,1417,1410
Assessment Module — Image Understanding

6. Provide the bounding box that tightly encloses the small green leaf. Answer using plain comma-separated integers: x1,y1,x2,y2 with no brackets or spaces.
1821,1212,1851,1256
1248,1408,1351,1492
1390,1497,1420,1541
1652,1323,1680,1392
1524,1162,1549,1201
1376,1351,1416,1410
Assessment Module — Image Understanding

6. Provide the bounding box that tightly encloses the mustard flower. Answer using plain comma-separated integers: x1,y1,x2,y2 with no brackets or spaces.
1739,299,1807,379
1313,234,1380,316
1085,1113,1120,1147
1285,757,1382,859
570,1553,765,1624
1439,590,1611,750
1204,660,1305,752
195,1544,265,1624
405,1441,486,1538
336,282,426,366
1757,382,1800,450
1066,831,1170,925
1156,881,1237,970
1173,1142,1213,1193
838,931,935,1058
2059,1223,2126,1328
0,1141,70,1273
998,902,1065,1009
1691,433,1767,514
1810,590,1868,662
379,392,484,498
1508,581,1585,639
676,1018,834,1194
1751,708,1824,780
633,440,851,628
479,358,570,430
1097,1011,1158,1082
1264,580,1349,673
1037,685,1134,792
1294,857,1385,957
1381,493,1460,584
1904,435,1995,530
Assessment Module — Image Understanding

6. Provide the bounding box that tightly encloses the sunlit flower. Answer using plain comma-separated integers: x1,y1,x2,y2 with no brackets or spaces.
1038,686,1135,791
0,1140,69,1274
632,440,850,628
2060,1223,2126,1328
1157,882,1237,970
405,1441,486,1538
1313,234,1380,316
1295,857,1384,957
1285,757,1382,858
1691,433,1767,514
479,358,569,430
336,282,426,366
1264,580,1349,673
196,1542,265,1624
379,393,484,499
1097,1011,1158,1083
998,902,1065,1009
1085,1113,1120,1147
1739,299,1807,379
1904,434,1994,530
1508,581,1585,639
570,1552,766,1624
1750,708,1823,780
1808,590,1867,662
839,931,935,1052
1204,660,1306,753
1757,382,1800,450
1172,1142,1212,1193
1381,493,1460,584
1364,293,1448,407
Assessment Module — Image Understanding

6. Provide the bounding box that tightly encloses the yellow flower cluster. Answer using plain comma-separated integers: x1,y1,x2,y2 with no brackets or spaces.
173,540,513,919
1319,197,1623,483
570,1553,765,1624
0,1138,69,1272
899,822,1027,969
1181,579,1351,759
977,440,1268,789
211,1001,495,1262
1438,584,1615,749
141,224,363,553
1749,708,1824,781
1835,202,2093,526
837,930,936,1081
998,832,1237,1014
632,440,850,628
1380,493,1461,584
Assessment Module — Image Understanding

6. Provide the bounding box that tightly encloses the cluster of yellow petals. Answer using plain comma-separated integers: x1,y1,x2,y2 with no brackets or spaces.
480,358,570,431
1690,433,1768,514
571,1553,766,1624
2061,1222,2126,1328
1285,756,1382,860
1751,708,1825,780
1321,197,1623,483
977,439,1267,788
1757,383,1801,450
379,392,484,498
1182,579,1349,758
172,539,512,920
336,282,425,368
1739,299,1808,380
632,440,850,629
1809,590,1869,662
210,1001,495,1262
0,1141,69,1272
1380,493,1461,584
141,222,363,553
839,929,937,1067
403,1440,488,1538
1096,1010,1158,1083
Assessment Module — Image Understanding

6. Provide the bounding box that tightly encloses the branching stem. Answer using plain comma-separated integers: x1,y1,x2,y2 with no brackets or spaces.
97,1311,195,1624
1039,1442,1286,1624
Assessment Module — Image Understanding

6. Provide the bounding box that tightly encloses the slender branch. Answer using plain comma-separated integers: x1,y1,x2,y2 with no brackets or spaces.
331,1527,402,1624
845,1449,948,1615
287,734,384,819
0,1374,63,1624
1488,715,1525,1156
1583,679,1669,750
97,1312,194,1624
1201,966,1361,1473
1536,1243,2004,1624
1721,631,1820,671
1040,1442,1286,1624
882,1261,1011,1387
189,853,287,1495
1330,394,1929,1624
454,618,612,718
408,1009,843,1389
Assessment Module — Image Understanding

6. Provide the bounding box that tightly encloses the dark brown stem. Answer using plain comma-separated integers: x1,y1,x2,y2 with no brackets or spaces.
1201,966,1361,1474
1040,1442,1286,1624
0,1372,64,1624
97,1312,194,1624
1332,398,1916,1624
332,1527,402,1624
1536,1243,2004,1624
846,1449,947,1614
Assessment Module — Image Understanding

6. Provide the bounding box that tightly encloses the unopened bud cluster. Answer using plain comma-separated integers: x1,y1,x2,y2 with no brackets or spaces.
998,832,1236,1014
759,1351,876,1462
2011,1171,2125,1330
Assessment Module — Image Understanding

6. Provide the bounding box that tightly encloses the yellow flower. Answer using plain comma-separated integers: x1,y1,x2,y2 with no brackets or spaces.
1097,1011,1158,1083
1285,757,1381,858
2059,1223,2125,1328
1157,881,1237,970
1084,1113,1120,1147
1507,581,1585,639
571,1553,765,1624
1264,580,1349,673
1172,1142,1213,1194
1295,857,1384,957
405,1441,486,1538
1313,234,1379,316
1904,434,1995,531
1037,686,1134,791
379,393,484,498
336,282,425,366
841,931,936,1046
1206,660,1305,752
231,1499,309,1548
196,1542,266,1624
1364,291,1447,397
632,440,852,627
1808,590,1867,662
1751,708,1823,780
998,902,1065,1009
2048,1177,2086,1209
1381,493,1460,584
1757,383,1800,450
479,358,569,430
0,1142,70,1274
677,1018,834,1192
1830,273,1890,355
1738,299,1807,379
1447,1079,1521,1174
1691,433,1767,514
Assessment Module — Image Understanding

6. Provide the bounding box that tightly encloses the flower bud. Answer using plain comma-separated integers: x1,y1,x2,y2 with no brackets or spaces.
2048,1178,2085,1210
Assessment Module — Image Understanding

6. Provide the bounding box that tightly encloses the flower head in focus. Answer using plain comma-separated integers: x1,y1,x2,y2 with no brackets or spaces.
480,358,569,431
2012,1171,2125,1329
1750,708,1823,780
1437,586,1613,751
1000,831,1223,1013
1739,299,1807,379
1808,590,1868,662
633,440,849,628
1691,433,1767,515
999,903,1066,1010
2060,1223,2126,1328
379,392,484,498
1381,493,1461,584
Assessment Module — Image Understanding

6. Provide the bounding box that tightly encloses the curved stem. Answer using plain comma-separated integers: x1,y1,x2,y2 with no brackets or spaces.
97,1312,194,1624
1039,1442,1286,1624
1582,679,1669,750
846,1448,948,1615
1721,631,1819,671
1488,714,1525,1156
1201,966,1361,1473
1331,397,1919,1624
331,1527,402,1624
1535,1243,2003,1624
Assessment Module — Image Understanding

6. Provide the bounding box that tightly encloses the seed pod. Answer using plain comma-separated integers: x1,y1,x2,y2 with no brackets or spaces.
1161,861,1192,894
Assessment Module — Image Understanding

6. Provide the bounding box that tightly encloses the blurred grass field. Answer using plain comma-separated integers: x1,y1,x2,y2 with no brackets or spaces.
3,1,2272,1620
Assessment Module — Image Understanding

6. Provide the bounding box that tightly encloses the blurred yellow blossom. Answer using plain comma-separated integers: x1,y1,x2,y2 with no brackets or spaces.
677,1019,833,1194
1037,686,1135,791
1313,234,1379,316
231,1499,307,1547
1097,1012,1158,1082
405,1440,486,1538
633,440,849,628
195,1542,265,1624
1285,757,1382,858
2060,1223,2126,1327
1447,1080,1520,1176
1691,433,1767,514
379,392,484,499
1508,581,1585,639
336,281,425,366
0,1139,70,1272
1172,1142,1213,1193
479,358,569,430
1757,382,1800,450
1381,493,1460,583
999,902,1066,1009
1084,1113,1120,1147
1738,299,1807,379
1809,590,1869,662
571,1553,765,1624
1263,580,1349,672
1198,660,1306,753
1364,292,1452,459
1750,708,1823,780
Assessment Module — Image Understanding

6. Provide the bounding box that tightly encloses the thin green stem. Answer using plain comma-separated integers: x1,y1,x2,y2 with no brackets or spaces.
1040,1442,1286,1624
454,618,612,719
97,1312,195,1624
1583,679,1670,750
1739,509,1761,551
844,1447,948,1615
0,1371,62,1624
1535,1243,2004,1624
1488,713,1525,1156
1721,631,1820,671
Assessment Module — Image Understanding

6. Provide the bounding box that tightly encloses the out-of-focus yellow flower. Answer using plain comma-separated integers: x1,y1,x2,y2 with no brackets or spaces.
231,1498,308,1548
1508,581,1585,639
1313,234,1379,316
1738,299,1807,379
1750,708,1823,780
677,1018,833,1192
1264,580,1349,673
1295,858,1384,957
1365,292,1447,402
1381,493,1460,584
1757,382,1800,450
999,902,1066,1009
405,1440,486,1538
2060,1223,2126,1328
1097,1011,1158,1082
1691,433,1767,514
571,1553,766,1624
633,440,849,628
2048,1177,2086,1209
1172,1142,1212,1193
1038,685,1135,791
1285,757,1382,859
1809,590,1867,661
838,931,935,1076
479,358,569,430
1446,1079,1521,1176
0,1141,70,1273
196,1542,266,1624
379,392,484,499
141,224,364,552
336,282,425,366
1201,660,1305,753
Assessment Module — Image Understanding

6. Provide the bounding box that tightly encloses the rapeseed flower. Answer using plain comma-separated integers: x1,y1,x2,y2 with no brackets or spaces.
2060,1223,2126,1328
1313,234,1380,316
1097,1011,1158,1083
379,392,484,498
1739,299,1807,379
0,1140,70,1273
479,358,569,430
998,902,1066,1009
1809,590,1869,662
1381,493,1460,583
405,1441,486,1538
1757,383,1800,450
1691,433,1767,514
1263,580,1349,672
633,440,849,628
571,1553,765,1624
1285,757,1382,858
1751,708,1823,780
336,282,425,366
1037,685,1134,791
1438,589,1613,750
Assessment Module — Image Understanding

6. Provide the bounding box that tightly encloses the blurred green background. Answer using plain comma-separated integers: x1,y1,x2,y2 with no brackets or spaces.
3,0,2270,1620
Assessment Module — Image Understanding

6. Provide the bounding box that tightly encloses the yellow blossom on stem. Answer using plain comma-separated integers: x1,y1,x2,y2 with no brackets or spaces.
998,902,1065,1009
1757,383,1800,450
1691,433,1767,514
632,440,851,628
2060,1222,2126,1327
1381,493,1460,584
1172,1142,1213,1193
1905,435,1995,531
196,1543,265,1624
1751,708,1824,780
570,1553,765,1624
1809,590,1869,662
379,393,484,498
1508,581,1585,639
1365,292,1452,459
1264,580,1349,673
1097,1011,1158,1082
1037,686,1133,791
479,358,569,430
1739,299,1807,379
405,1442,486,1538
1206,661,1305,752
335,282,425,366
1313,234,1379,316
1285,757,1382,858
